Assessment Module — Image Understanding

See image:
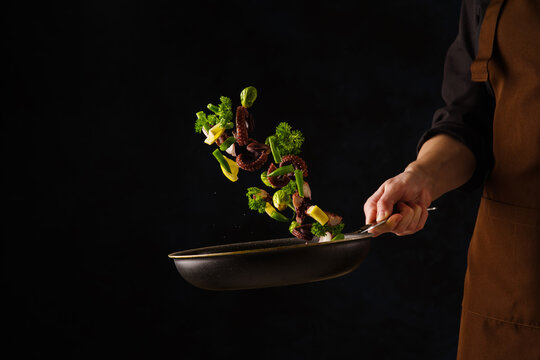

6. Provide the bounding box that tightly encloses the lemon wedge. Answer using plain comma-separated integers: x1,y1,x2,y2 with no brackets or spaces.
306,205,329,225
220,156,239,182
204,124,225,145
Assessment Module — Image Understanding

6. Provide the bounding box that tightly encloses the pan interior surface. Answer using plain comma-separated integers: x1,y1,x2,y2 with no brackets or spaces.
169,237,306,258
168,233,372,259
169,235,372,290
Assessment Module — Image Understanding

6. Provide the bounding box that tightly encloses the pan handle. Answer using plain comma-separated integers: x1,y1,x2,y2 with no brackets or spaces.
354,207,437,234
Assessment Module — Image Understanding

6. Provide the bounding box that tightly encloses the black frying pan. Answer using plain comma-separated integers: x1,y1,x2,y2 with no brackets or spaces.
168,232,372,290
168,208,436,290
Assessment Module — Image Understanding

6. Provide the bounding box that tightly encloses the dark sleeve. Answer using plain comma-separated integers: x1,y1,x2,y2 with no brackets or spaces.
417,0,494,191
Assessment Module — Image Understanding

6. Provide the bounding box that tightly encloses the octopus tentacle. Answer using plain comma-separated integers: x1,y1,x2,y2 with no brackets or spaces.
235,106,250,146
236,139,270,171
280,155,308,178
291,224,313,241
292,192,311,224
267,163,291,188
246,140,270,154
215,133,229,147
247,112,255,132
236,151,268,171
325,211,343,226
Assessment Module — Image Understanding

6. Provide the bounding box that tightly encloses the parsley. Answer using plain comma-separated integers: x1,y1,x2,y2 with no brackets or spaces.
215,96,234,129
246,187,267,214
329,223,345,236
281,180,296,197
266,122,305,156
275,122,304,155
310,222,327,237
310,222,345,237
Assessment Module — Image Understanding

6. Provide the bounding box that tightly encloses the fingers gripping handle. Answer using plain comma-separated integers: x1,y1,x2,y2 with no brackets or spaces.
357,207,437,234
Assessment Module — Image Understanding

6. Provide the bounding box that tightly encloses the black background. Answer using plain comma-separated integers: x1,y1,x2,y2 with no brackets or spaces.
5,0,483,359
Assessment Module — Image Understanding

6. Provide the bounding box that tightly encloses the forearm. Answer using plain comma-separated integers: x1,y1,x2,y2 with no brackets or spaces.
406,134,476,200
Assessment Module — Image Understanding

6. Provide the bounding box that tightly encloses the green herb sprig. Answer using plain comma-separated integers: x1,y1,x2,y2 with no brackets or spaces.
310,222,345,237
266,122,305,156
246,187,267,214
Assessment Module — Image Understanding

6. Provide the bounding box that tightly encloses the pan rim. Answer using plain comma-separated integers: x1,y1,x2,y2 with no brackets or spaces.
167,233,372,259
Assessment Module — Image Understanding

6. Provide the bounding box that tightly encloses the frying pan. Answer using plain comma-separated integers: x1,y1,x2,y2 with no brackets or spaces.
168,208,436,290
168,232,372,291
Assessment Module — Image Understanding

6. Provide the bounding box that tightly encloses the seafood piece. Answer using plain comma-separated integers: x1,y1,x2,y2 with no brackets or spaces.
226,143,238,157
292,192,304,209
280,155,308,179
237,151,269,171
236,139,270,171
302,181,312,199
266,163,290,188
234,106,250,146
246,140,270,154
252,189,272,203
215,133,228,147
247,112,254,132
318,232,333,243
292,192,311,224
325,212,343,226
291,223,314,241
235,141,266,171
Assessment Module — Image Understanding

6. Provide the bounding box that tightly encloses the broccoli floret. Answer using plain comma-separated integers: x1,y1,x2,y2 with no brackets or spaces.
196,95,234,134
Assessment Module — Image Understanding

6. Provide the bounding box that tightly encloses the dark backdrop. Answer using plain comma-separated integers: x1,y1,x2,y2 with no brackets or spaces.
5,0,483,359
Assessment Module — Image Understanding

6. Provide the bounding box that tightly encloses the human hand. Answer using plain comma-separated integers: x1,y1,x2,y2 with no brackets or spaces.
363,163,434,236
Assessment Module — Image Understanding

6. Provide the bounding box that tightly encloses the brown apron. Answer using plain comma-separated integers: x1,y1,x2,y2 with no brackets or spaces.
458,0,540,359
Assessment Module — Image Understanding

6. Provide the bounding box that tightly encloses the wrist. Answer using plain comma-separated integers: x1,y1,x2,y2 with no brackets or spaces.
404,161,437,201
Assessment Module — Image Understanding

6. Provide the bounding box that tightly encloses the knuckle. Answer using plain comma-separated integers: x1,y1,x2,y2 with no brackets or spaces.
363,202,371,213
365,196,377,208
385,182,397,192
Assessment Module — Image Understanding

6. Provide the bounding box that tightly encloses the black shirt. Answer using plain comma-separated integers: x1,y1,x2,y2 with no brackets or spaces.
417,0,495,191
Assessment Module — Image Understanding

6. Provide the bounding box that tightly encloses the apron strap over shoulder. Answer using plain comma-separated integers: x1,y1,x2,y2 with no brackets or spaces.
471,0,507,82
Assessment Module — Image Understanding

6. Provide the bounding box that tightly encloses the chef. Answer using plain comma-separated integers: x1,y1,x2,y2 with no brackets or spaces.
363,0,540,358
